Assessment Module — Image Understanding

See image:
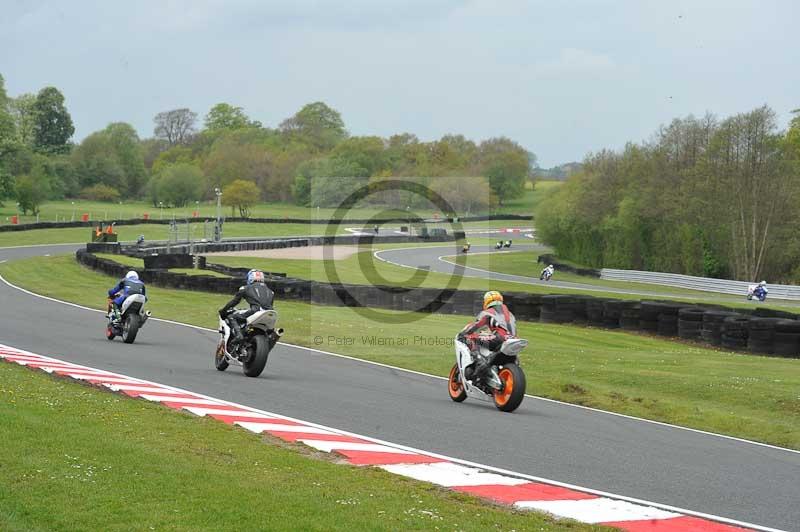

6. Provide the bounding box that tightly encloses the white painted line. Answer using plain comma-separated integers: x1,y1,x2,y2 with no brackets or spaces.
235,422,335,435
300,440,416,454
68,375,144,384
515,498,680,523
139,395,223,406
181,407,271,418
104,384,179,393
381,462,530,487
1,271,798,458
0,343,783,532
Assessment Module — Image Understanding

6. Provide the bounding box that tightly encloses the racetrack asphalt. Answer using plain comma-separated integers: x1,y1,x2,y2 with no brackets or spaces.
1,243,799,530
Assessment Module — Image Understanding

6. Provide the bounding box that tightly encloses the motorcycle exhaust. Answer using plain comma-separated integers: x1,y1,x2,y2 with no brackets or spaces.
142,310,152,324
275,328,284,337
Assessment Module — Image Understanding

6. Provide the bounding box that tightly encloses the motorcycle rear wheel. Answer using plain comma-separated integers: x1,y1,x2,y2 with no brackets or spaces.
447,364,467,402
122,314,141,344
493,364,526,412
243,335,269,377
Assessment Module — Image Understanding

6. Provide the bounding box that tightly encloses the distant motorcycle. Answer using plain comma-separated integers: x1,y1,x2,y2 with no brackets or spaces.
215,309,283,377
462,243,471,253
448,334,528,412
495,241,503,250
106,294,151,343
746,283,768,302
539,267,554,282
503,240,512,248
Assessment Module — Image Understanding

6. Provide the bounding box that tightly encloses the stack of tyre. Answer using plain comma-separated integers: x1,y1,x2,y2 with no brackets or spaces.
619,303,641,331
600,300,625,329
677,307,706,340
539,295,575,324
639,302,662,333
721,316,750,350
586,298,609,326
700,311,738,346
747,318,783,355
773,319,800,357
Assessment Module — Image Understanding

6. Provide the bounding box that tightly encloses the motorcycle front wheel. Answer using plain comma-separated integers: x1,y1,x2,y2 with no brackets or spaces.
214,339,229,371
243,335,269,377
447,363,467,402
493,364,526,412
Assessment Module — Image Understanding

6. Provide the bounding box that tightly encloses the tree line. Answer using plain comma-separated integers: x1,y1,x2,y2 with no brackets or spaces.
537,105,800,283
0,73,533,216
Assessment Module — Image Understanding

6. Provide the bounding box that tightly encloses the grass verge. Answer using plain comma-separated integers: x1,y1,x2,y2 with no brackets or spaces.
1,254,798,449
0,361,592,531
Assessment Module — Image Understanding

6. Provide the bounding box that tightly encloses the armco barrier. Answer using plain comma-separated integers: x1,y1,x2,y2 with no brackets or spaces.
601,268,800,301
76,245,800,359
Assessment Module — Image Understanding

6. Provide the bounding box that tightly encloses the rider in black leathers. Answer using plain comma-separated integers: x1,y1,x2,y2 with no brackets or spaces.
219,269,274,346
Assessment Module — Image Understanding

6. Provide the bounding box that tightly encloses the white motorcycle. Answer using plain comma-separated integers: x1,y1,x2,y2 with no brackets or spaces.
448,334,528,412
215,309,283,378
106,294,151,344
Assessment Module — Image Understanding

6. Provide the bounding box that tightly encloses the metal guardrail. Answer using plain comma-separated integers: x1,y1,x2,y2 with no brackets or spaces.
600,269,800,301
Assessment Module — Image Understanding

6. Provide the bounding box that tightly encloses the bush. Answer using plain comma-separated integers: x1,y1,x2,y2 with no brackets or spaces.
79,184,121,202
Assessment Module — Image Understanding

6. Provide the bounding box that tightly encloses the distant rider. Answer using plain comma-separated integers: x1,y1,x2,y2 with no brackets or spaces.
540,264,555,280
107,270,146,318
747,280,768,302
219,269,275,347
462,242,471,253
457,291,517,379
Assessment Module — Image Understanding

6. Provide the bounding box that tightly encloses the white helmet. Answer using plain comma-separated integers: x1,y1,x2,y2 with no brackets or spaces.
759,280,767,286
125,271,139,281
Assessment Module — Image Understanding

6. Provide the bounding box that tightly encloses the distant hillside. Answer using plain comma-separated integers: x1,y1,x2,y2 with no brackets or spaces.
535,162,582,181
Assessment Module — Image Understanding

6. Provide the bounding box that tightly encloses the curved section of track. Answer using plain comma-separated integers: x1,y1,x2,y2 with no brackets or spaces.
376,241,783,302
1,244,798,530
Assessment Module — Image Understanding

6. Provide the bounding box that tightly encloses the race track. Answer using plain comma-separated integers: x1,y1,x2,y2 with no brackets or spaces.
1,243,799,530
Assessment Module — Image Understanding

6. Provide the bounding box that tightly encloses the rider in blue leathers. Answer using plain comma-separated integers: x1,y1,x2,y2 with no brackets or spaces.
107,271,147,316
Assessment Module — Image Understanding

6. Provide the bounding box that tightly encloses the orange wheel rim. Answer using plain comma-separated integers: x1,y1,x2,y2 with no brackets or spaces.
494,368,514,405
449,366,463,396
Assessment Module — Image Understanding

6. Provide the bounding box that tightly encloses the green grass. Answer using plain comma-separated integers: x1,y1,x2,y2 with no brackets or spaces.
1,254,798,449
0,362,592,532
0,222,352,248
0,195,535,227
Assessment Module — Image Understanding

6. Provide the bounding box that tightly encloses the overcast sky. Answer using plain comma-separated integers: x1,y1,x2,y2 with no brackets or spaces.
3,0,797,166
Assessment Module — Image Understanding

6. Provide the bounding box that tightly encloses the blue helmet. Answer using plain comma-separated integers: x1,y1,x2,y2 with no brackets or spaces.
246,269,265,285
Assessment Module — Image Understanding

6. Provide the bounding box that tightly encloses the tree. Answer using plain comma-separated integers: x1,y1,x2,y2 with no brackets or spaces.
429,176,490,216
32,86,74,153
15,172,50,215
280,101,347,151
9,93,36,145
71,123,147,197
80,183,121,202
0,74,15,144
477,137,530,205
154,108,197,145
204,103,260,131
222,179,260,217
153,163,204,207
330,136,387,176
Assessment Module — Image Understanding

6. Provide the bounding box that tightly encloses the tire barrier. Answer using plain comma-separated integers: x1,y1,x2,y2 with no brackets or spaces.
76,246,800,359
536,254,601,278
721,316,750,351
700,311,738,346
1,213,531,232
677,307,706,340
